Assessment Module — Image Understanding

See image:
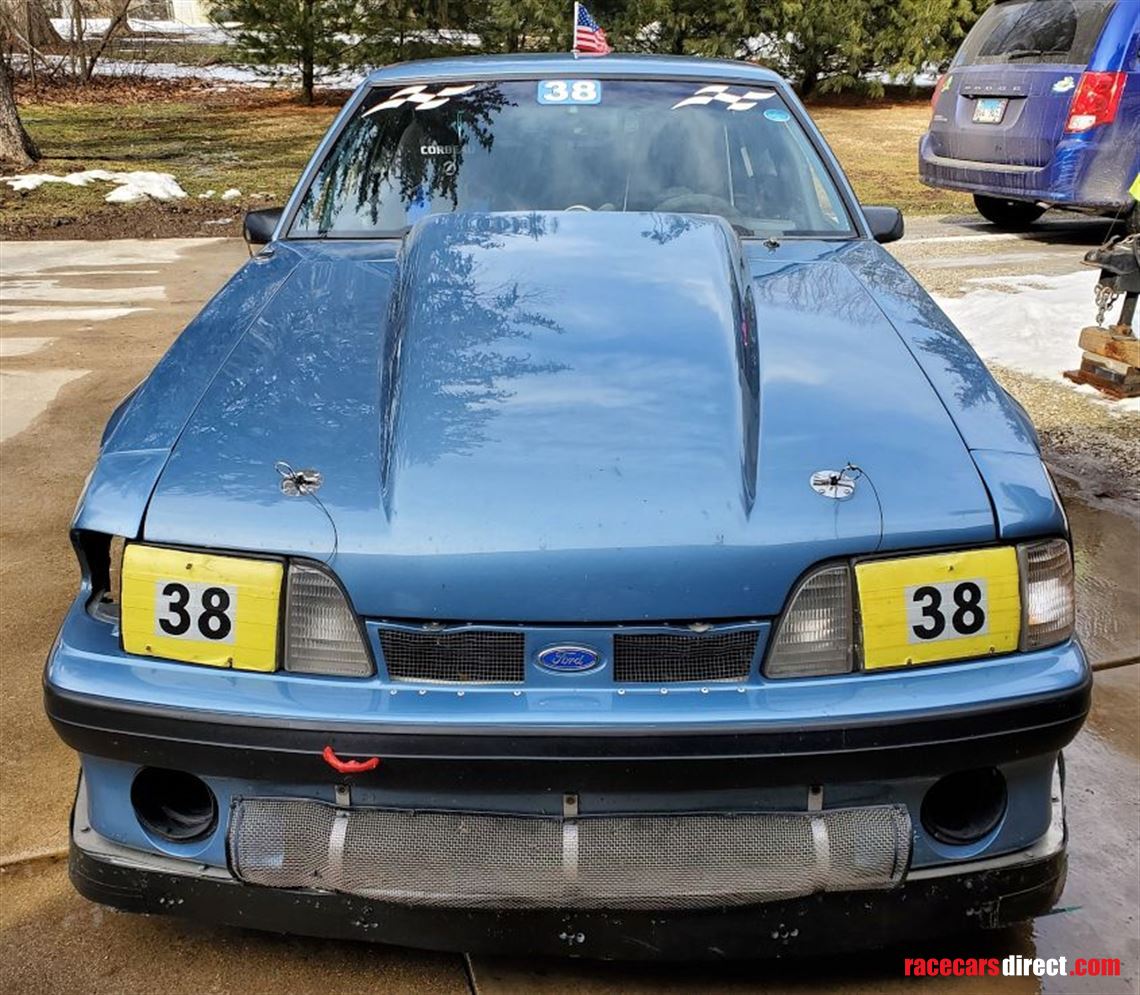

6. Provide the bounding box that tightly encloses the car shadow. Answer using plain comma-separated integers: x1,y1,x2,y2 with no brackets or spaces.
940,211,1128,248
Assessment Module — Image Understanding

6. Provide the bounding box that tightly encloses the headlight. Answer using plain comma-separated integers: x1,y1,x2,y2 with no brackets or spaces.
764,564,854,678
1018,538,1075,651
283,561,374,676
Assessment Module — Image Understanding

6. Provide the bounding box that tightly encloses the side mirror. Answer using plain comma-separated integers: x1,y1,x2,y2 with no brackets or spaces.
243,207,283,247
862,205,904,244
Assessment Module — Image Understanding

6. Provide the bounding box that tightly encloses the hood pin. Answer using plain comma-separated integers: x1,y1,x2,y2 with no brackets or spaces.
810,465,861,500
275,460,324,496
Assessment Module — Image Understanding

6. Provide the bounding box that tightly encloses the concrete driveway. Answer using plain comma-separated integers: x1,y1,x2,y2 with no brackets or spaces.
0,221,1136,994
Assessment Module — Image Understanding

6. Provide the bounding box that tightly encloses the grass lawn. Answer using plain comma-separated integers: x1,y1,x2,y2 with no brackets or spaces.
812,101,973,216
2,83,970,238
2,84,339,237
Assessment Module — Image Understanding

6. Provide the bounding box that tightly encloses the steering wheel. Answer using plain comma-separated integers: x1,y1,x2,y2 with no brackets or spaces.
654,192,741,218
564,204,593,212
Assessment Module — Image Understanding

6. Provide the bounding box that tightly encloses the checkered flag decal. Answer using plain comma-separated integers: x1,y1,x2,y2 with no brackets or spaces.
671,85,775,111
364,84,477,116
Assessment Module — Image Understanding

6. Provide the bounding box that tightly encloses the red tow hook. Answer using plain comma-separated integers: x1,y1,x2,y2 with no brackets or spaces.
322,745,380,774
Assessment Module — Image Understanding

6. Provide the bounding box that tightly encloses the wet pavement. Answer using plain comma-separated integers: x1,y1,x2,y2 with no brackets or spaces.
0,220,1137,994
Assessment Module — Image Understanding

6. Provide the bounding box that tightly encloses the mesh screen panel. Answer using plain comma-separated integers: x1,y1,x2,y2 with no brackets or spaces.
613,630,756,682
230,799,911,909
380,629,525,683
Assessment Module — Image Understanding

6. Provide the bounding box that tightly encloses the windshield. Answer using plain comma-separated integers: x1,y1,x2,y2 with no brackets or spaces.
953,0,1116,66
290,78,855,239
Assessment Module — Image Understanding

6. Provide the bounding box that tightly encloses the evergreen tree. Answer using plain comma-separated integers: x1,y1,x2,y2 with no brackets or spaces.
214,0,361,105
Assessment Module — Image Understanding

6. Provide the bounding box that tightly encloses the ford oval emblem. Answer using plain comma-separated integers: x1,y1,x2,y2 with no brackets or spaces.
537,645,600,673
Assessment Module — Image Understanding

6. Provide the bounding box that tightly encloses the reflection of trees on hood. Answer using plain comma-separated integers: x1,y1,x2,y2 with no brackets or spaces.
381,215,566,485
300,84,512,231
752,258,883,327
641,213,702,245
840,242,1028,440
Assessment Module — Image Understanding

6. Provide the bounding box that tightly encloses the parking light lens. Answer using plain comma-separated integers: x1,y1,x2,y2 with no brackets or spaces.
284,562,374,676
1018,538,1075,651
765,564,854,678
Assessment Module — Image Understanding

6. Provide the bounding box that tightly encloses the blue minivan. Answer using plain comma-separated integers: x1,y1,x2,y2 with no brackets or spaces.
919,0,1139,230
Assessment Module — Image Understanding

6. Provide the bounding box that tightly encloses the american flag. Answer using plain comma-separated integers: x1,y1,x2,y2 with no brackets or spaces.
573,3,611,55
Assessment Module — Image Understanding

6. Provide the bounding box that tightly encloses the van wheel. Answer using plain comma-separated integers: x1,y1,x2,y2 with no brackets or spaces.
973,195,1046,229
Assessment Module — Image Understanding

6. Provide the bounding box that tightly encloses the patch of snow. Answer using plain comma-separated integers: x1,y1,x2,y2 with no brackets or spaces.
2,170,187,204
199,190,216,199
220,188,241,202
0,305,147,324
24,54,370,89
0,337,52,358
0,239,221,276
0,279,165,303
49,17,232,43
933,271,1138,409
0,369,88,442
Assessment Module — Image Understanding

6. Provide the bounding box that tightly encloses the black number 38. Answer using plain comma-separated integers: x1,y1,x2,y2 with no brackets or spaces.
159,582,233,640
911,582,985,640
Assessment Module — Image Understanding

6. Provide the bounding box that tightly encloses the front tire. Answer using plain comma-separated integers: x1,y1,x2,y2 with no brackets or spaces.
973,194,1046,229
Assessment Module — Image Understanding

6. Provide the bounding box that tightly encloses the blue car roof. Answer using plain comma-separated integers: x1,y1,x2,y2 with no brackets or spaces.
366,53,785,87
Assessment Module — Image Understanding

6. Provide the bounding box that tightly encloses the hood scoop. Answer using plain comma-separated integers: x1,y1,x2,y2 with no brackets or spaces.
379,211,759,524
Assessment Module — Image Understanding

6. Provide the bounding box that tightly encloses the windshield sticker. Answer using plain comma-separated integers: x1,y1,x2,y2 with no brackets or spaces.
671,85,775,112
537,80,601,104
763,108,791,123
364,83,477,116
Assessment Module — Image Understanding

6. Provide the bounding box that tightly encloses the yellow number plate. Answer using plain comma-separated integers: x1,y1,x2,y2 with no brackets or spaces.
856,548,1020,671
121,545,283,672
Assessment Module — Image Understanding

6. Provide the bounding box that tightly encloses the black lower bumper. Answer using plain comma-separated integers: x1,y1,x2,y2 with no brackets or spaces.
70,834,1067,960
44,673,1091,788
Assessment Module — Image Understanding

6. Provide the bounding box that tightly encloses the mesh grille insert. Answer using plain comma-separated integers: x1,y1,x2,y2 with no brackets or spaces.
230,800,911,909
381,629,524,683
613,630,757,682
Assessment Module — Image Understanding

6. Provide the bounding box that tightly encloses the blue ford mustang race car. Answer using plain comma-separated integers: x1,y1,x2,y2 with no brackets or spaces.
45,54,1089,960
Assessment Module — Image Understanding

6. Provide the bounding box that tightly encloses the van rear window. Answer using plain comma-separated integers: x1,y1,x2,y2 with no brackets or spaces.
953,0,1116,66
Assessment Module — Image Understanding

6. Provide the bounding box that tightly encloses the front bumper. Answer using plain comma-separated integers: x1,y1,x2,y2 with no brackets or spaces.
47,605,1090,954
43,647,1091,784
70,770,1068,960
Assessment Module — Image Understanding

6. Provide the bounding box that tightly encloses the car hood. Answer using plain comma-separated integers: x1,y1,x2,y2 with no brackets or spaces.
142,212,996,621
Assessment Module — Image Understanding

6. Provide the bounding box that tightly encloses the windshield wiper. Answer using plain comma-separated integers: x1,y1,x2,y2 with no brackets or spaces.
1003,48,1066,60
310,226,412,240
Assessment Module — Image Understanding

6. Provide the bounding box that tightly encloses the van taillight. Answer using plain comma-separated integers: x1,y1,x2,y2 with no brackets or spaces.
1065,71,1126,132
931,73,945,113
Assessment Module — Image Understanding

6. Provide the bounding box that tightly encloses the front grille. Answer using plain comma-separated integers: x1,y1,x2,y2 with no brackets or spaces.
380,629,524,683
230,799,911,910
613,630,756,682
